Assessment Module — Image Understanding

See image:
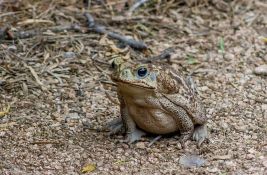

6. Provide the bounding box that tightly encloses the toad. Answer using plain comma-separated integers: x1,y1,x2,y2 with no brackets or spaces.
107,58,208,147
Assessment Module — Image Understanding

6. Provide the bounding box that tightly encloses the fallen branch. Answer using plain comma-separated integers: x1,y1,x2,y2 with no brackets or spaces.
84,12,147,50
142,47,175,63
0,24,84,40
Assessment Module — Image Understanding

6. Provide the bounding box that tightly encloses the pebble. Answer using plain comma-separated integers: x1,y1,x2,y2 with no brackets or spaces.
261,104,267,111
254,65,267,75
224,53,235,60
63,52,76,59
246,154,254,160
7,45,17,51
64,112,80,122
219,121,229,130
136,142,146,149
225,160,236,167
207,167,220,173
199,86,209,92
179,155,206,168
0,131,6,137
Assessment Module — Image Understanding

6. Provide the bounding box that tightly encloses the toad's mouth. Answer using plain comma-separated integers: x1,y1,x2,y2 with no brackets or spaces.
113,79,155,90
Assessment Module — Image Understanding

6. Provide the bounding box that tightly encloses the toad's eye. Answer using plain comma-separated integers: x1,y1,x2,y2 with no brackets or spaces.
137,67,148,78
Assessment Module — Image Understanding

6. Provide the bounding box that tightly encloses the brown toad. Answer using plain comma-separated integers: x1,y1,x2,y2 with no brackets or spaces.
107,58,208,147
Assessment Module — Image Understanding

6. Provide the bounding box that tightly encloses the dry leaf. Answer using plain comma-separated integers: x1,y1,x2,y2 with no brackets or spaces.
81,164,96,174
0,105,10,117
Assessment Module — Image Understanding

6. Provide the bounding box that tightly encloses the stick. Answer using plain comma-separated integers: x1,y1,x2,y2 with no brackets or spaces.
84,12,147,50
142,47,175,63
0,24,84,40
127,0,150,16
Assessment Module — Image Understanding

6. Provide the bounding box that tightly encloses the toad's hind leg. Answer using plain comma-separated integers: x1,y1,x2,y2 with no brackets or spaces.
159,98,194,147
193,124,208,147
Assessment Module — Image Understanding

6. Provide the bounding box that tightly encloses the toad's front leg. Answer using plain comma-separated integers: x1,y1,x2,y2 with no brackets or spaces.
106,117,124,135
121,105,146,143
106,92,146,143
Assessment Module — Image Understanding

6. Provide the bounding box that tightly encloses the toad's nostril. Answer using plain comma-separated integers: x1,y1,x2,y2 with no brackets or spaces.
122,69,129,77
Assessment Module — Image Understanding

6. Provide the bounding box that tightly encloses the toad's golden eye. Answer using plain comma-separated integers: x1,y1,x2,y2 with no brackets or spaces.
137,67,148,78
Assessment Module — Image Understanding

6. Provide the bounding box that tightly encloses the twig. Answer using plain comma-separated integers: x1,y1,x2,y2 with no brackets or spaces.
148,135,162,147
30,140,61,145
0,12,19,18
100,80,117,87
46,71,64,84
127,0,150,16
0,24,84,40
105,91,120,105
23,63,47,91
142,47,175,63
84,12,147,50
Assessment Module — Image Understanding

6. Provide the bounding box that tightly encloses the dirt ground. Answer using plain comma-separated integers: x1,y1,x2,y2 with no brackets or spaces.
0,0,266,174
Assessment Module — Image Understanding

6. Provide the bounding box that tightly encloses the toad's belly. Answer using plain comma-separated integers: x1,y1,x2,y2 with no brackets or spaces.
128,106,179,134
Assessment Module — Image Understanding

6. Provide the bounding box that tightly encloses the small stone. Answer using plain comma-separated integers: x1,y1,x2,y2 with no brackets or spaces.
261,104,267,111
0,131,6,137
220,121,229,130
244,68,253,74
119,166,125,171
151,148,160,153
225,160,236,167
246,154,254,160
254,65,267,75
8,45,17,51
235,125,246,132
136,142,146,149
63,52,76,59
179,155,206,168
224,53,235,60
207,167,220,173
199,86,209,92
248,148,257,154
65,112,80,122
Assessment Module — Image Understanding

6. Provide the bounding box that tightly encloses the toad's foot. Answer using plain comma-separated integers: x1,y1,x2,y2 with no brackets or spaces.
125,128,146,144
193,124,208,147
179,131,194,148
106,118,124,135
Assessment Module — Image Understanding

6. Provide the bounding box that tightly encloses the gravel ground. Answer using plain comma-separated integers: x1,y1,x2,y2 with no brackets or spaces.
0,0,266,174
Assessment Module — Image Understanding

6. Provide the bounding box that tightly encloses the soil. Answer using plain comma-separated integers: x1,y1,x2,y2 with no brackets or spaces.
0,0,266,174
